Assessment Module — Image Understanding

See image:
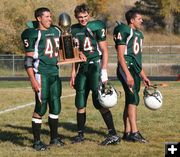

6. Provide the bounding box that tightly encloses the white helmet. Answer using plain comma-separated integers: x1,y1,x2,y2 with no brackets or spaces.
98,82,118,108
143,86,163,110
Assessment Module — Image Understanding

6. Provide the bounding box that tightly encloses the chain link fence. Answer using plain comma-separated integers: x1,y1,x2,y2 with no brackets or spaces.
0,45,180,78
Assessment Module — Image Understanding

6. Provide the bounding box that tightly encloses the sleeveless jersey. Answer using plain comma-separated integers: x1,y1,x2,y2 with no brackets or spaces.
21,26,61,75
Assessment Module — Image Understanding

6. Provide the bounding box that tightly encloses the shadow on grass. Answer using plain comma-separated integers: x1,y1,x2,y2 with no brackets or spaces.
0,122,107,146
0,125,33,147
59,122,107,136
58,122,107,142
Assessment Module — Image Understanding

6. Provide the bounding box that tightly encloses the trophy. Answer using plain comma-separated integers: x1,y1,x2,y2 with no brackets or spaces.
58,13,82,64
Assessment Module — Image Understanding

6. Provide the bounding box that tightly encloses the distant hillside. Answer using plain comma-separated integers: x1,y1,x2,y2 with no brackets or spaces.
0,0,179,54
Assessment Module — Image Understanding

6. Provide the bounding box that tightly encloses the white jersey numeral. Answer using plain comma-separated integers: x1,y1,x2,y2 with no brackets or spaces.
101,28,106,37
45,39,53,57
45,38,59,57
116,32,122,40
84,37,93,52
23,39,29,47
73,37,79,48
54,38,60,57
133,37,140,55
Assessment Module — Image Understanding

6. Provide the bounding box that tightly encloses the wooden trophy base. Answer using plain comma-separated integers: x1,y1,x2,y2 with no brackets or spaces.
59,48,83,65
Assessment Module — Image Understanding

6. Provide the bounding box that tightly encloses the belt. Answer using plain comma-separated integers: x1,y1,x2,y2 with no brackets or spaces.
89,59,100,64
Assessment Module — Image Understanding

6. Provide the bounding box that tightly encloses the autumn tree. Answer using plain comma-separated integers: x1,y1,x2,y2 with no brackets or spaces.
0,0,77,54
86,0,125,33
134,0,180,34
160,0,180,33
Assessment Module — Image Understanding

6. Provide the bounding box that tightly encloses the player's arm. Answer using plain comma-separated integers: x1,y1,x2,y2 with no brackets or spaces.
99,40,108,70
70,61,82,88
117,45,134,88
21,29,40,92
70,63,76,88
96,22,108,83
114,25,134,88
79,51,87,62
140,69,151,87
99,40,108,83
24,52,40,92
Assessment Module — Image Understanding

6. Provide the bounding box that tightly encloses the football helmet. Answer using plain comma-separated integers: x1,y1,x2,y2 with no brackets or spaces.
98,82,118,108
143,85,163,110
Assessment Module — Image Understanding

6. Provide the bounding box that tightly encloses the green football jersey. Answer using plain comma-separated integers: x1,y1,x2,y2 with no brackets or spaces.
113,22,144,71
21,26,61,75
71,20,106,62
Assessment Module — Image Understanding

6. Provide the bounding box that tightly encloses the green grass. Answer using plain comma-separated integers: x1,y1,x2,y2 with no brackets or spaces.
0,81,30,88
0,81,180,157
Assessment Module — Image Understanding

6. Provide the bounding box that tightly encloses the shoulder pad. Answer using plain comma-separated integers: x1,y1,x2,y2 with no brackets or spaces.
71,24,82,33
114,22,130,32
116,22,128,29
51,24,58,28
26,21,39,28
71,23,80,29
21,28,37,39
87,20,106,31
51,25,61,31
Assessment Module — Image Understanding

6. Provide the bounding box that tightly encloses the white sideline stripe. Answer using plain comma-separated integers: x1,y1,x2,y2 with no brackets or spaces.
0,94,75,115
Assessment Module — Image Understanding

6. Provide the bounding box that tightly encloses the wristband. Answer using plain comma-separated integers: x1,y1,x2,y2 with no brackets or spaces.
101,69,108,82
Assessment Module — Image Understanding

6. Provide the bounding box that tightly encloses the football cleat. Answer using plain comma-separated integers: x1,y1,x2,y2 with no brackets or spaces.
100,134,121,145
122,132,132,142
33,140,47,151
72,134,84,144
130,131,148,143
50,138,65,146
143,85,163,110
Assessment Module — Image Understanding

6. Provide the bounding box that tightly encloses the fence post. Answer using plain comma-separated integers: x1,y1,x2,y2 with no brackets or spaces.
12,53,15,76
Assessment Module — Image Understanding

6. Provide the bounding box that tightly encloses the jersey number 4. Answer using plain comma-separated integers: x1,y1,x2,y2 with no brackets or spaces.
45,38,59,58
73,37,94,54
84,37,93,53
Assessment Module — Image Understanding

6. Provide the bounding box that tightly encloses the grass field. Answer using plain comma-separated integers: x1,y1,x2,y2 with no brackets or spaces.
0,81,179,157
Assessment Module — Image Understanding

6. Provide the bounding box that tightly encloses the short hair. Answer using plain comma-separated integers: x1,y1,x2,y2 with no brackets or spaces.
34,7,50,20
125,9,141,25
74,3,90,17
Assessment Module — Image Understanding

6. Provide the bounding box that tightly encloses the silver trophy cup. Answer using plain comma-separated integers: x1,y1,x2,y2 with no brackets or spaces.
58,13,82,64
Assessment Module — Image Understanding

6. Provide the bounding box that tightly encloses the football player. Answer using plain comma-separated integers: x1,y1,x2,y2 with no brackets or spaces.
70,3,120,145
113,9,151,143
21,7,64,151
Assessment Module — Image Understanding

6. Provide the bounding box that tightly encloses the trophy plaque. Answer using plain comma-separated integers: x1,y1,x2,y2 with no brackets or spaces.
58,13,82,64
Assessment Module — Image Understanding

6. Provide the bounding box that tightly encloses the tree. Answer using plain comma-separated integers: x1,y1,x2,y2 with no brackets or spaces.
0,0,77,54
134,0,180,34
134,0,166,31
86,0,109,20
160,0,180,34
86,0,125,34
